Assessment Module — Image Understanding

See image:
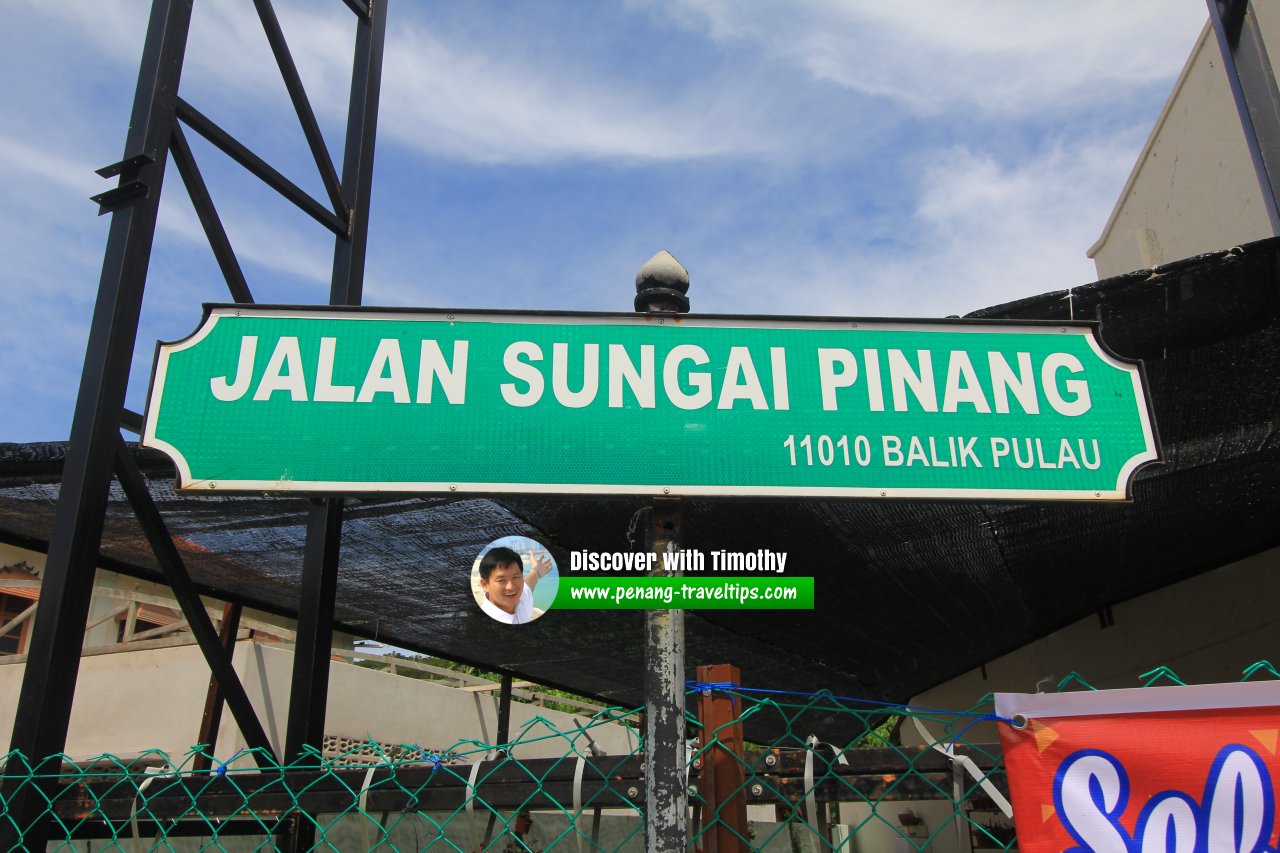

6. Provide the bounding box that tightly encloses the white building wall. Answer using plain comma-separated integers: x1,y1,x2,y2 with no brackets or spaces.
1089,9,1280,278
906,544,1280,750
0,641,636,764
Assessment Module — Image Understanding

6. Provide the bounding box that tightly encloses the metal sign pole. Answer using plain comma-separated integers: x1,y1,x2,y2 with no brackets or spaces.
635,251,691,852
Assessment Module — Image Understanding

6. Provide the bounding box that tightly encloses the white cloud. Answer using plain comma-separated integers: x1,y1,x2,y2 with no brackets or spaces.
43,2,780,167
635,0,1206,117
35,2,1207,171
892,139,1140,310
379,26,780,165
0,1,1209,442
686,131,1146,318
0,136,102,198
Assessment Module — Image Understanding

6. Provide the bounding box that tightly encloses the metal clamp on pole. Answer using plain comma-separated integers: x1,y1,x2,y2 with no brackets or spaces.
91,153,156,215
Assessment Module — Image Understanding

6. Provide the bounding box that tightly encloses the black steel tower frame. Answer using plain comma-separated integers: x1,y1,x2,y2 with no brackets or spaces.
10,3,1279,851
0,0,386,847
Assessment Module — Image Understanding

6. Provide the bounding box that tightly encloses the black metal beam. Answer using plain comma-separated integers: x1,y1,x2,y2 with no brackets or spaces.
192,602,243,773
1209,0,1280,234
342,0,371,19
40,745,1006,835
252,0,348,219
175,98,348,236
169,123,253,303
284,498,343,766
281,499,342,852
52,755,648,828
0,2,195,849
282,13,385,847
113,440,278,768
120,408,146,435
329,0,387,305
497,674,514,747
284,0,387,763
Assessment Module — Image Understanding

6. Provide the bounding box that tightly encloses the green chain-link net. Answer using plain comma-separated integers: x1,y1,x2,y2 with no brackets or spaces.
3,662,1274,852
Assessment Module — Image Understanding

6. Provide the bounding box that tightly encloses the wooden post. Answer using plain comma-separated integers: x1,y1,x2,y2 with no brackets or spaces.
696,663,749,852
192,602,242,772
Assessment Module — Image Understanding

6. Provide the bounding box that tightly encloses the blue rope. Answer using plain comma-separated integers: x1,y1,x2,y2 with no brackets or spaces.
946,713,1006,750
687,681,1016,726
214,748,248,776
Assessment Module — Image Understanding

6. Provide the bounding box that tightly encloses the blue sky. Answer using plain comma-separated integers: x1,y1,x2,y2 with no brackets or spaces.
1,1,1208,442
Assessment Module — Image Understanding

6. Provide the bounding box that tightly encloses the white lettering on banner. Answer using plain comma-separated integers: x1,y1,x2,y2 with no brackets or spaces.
209,335,1102,421
607,343,655,408
1043,352,1092,415
417,340,468,404
356,339,411,403
315,338,356,402
151,309,1159,498
942,351,991,413
718,346,769,410
1054,746,1274,853
812,348,1096,415
889,349,938,412
211,336,471,405
495,342,789,411
990,438,1101,470
880,435,983,468
551,342,599,408
569,549,790,573
817,348,858,411
769,347,790,411
211,336,258,401
864,349,885,411
1056,751,1130,853
663,344,713,410
570,550,658,571
253,337,307,401
989,351,1039,414
500,341,543,406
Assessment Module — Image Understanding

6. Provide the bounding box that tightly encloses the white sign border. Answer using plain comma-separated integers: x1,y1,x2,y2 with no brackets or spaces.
143,305,1161,500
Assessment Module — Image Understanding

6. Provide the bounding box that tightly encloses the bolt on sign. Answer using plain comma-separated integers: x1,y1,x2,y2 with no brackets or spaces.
142,306,1159,499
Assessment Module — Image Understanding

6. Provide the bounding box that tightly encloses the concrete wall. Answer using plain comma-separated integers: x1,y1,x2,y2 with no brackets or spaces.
0,641,636,764
906,544,1280,750
834,802,979,853
1089,8,1280,278
822,546,1280,852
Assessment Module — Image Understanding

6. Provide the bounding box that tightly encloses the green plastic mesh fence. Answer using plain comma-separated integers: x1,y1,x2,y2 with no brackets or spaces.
2,662,1274,851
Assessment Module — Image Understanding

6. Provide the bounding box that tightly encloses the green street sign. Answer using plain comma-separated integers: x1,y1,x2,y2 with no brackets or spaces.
142,306,1159,500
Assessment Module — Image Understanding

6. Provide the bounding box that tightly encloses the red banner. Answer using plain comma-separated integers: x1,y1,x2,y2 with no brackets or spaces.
996,682,1280,852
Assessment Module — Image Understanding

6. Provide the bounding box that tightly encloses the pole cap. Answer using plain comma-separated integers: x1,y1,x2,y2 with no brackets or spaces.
634,250,690,313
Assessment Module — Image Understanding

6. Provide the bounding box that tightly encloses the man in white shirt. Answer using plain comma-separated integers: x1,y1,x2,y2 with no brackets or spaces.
477,546,552,625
